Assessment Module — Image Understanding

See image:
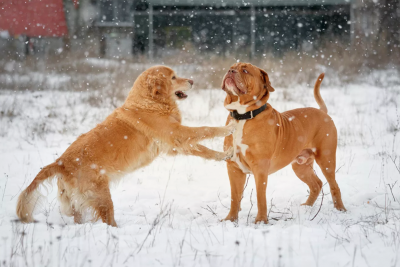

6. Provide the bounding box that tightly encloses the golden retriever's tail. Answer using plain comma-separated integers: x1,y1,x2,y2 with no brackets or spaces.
313,73,328,114
16,162,63,223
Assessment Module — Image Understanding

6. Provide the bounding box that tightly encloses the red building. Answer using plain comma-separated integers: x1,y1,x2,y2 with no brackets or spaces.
0,0,71,37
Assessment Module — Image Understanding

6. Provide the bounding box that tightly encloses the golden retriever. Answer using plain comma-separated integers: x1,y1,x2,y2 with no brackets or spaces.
16,65,235,227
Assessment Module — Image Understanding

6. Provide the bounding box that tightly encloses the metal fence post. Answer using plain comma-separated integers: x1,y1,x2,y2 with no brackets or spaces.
148,3,154,61
250,5,256,59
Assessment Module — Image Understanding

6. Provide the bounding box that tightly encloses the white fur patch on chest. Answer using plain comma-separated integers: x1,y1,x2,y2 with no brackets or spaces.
226,99,251,173
231,122,251,174
225,99,248,114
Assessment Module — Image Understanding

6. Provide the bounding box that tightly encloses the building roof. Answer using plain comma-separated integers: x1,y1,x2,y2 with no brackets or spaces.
146,0,352,6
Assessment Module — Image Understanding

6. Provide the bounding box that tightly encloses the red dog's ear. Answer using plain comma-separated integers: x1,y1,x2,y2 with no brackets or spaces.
147,74,166,97
259,68,275,92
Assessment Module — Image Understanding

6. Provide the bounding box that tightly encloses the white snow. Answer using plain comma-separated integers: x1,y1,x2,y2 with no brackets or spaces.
0,76,400,266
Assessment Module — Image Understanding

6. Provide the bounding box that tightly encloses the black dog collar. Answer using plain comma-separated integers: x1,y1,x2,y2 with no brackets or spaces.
230,103,267,120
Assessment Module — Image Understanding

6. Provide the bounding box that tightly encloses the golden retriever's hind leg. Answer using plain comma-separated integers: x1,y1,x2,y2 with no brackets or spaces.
57,179,74,217
73,207,83,224
291,161,322,206
58,179,84,224
95,199,117,227
91,177,117,227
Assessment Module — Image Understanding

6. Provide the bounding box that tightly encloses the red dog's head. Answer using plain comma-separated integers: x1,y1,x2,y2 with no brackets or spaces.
221,63,275,108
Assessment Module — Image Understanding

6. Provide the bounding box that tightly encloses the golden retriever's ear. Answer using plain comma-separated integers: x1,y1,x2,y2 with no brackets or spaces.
147,74,166,97
259,68,275,92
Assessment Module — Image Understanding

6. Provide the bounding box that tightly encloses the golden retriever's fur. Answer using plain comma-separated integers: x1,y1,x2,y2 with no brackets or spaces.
16,66,235,227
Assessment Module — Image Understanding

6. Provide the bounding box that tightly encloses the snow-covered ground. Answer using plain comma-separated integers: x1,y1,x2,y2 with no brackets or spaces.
1,68,400,266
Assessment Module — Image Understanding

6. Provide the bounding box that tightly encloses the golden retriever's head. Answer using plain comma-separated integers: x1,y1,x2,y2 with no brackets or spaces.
145,65,193,101
221,63,274,106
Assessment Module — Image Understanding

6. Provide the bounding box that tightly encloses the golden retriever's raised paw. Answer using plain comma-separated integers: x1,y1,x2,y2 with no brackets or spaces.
222,147,234,160
214,147,234,161
222,120,237,136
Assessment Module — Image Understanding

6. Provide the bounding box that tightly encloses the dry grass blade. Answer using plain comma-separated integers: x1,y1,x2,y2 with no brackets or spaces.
310,188,325,221
246,189,254,225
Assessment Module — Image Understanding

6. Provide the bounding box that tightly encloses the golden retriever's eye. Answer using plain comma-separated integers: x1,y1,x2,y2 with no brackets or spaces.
172,76,176,80
243,69,248,74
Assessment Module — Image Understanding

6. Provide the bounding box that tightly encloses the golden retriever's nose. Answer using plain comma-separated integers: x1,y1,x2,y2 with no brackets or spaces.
188,79,194,85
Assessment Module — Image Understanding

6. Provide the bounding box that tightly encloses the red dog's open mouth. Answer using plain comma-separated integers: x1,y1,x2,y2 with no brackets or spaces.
175,91,188,99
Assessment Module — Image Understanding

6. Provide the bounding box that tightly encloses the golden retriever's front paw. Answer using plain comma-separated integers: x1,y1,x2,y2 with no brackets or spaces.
215,147,234,161
223,147,234,160
222,120,237,136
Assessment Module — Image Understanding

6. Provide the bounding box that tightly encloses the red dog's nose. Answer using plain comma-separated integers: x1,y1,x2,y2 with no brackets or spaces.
228,69,237,74
188,79,194,85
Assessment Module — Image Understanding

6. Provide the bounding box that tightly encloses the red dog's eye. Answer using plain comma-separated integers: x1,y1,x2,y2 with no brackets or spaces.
243,69,248,74
172,76,176,79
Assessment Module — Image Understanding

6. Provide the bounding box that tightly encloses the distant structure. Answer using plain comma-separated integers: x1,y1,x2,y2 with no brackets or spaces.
0,0,398,59
0,0,70,56
94,0,353,58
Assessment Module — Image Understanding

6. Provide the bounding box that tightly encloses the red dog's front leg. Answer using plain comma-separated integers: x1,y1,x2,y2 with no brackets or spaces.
252,161,270,224
223,161,247,222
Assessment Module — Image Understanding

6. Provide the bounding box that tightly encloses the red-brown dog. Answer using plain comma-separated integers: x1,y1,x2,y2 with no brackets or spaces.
221,62,346,224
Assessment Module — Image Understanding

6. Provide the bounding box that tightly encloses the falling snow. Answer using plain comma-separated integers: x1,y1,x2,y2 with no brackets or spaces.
0,0,400,266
